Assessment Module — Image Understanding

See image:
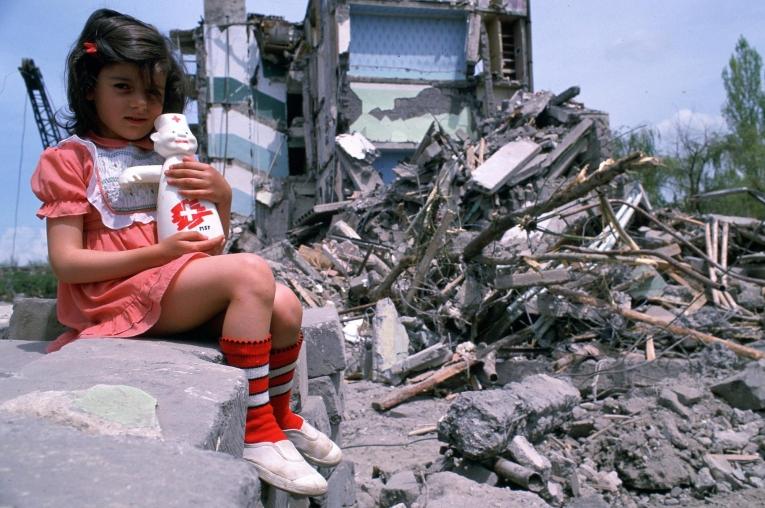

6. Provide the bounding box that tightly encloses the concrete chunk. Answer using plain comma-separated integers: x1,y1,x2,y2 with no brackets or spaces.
380,470,420,507
299,395,332,444
471,139,541,193
670,384,704,406
308,375,344,425
290,343,309,414
416,471,550,507
384,342,452,385
711,360,765,410
438,374,580,460
7,297,69,341
325,460,357,507
302,306,347,378
658,388,692,418
371,298,410,382
0,414,261,507
0,339,247,457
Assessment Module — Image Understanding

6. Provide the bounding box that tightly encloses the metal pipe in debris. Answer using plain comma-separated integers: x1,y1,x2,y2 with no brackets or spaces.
494,457,544,492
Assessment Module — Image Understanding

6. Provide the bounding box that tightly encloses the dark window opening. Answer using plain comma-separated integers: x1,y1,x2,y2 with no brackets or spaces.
288,146,306,176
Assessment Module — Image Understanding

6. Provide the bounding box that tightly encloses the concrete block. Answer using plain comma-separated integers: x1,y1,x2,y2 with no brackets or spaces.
670,384,704,406
0,301,12,336
302,306,347,378
299,395,332,445
0,340,46,377
438,374,581,460
299,395,340,476
329,370,344,394
0,413,262,507
471,139,541,193
371,298,409,382
0,339,247,457
312,460,357,508
380,470,420,507
308,375,344,425
384,342,452,385
7,297,69,341
712,360,765,410
290,343,309,414
658,388,692,418
261,486,310,508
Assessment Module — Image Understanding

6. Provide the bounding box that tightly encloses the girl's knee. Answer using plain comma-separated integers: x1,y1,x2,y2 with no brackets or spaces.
228,253,276,302
274,284,303,331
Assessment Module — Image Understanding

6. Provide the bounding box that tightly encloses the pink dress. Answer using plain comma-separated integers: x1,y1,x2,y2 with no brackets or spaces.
31,133,208,353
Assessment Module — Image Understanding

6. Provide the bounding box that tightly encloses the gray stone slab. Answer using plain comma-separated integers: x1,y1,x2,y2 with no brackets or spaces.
380,470,420,507
0,413,261,508
325,460,357,508
471,139,542,193
261,486,310,508
371,298,410,382
300,395,332,443
302,306,347,378
712,360,765,410
299,395,339,474
310,460,356,508
308,375,344,425
0,340,46,377
0,301,12,330
7,297,69,341
0,338,247,457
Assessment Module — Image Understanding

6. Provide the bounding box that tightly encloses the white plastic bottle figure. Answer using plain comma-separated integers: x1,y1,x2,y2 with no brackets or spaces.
120,113,224,241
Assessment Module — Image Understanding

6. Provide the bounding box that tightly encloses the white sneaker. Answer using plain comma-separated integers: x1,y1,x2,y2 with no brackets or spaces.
284,420,342,467
243,440,328,496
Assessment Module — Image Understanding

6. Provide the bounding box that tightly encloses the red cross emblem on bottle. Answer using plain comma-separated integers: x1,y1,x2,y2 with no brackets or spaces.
170,199,214,231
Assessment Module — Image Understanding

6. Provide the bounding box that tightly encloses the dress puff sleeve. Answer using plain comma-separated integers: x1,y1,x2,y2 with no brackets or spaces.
31,141,93,219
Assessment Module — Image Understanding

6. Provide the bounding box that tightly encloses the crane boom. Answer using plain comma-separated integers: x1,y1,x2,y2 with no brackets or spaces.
18,58,63,149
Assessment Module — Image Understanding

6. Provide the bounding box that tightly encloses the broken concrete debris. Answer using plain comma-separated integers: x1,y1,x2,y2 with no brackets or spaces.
436,374,581,460
223,83,765,506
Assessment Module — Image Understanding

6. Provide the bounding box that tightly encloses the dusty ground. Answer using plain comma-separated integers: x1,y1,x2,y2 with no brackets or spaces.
340,380,451,503
340,375,765,508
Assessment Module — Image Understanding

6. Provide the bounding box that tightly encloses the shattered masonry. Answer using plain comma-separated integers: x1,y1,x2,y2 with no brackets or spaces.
164,1,765,507
171,0,534,242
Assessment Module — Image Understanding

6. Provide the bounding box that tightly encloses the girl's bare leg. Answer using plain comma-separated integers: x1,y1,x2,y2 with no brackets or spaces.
148,253,275,338
270,283,303,349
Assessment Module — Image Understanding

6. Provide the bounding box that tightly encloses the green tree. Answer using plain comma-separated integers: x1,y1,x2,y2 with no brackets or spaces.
610,126,668,205
664,120,724,213
721,36,765,192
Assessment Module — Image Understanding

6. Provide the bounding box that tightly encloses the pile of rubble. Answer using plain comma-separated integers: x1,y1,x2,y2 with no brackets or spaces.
233,87,765,506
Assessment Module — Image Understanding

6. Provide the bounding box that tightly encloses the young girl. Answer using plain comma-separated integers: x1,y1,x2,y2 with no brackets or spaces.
31,9,339,497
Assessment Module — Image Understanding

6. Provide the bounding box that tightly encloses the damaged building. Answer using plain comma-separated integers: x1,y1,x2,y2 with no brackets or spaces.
171,0,536,241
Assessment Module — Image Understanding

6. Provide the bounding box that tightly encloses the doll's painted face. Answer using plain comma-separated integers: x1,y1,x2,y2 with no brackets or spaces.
150,114,198,157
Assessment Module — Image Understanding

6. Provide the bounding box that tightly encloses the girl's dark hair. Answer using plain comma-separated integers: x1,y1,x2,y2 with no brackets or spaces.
63,9,188,136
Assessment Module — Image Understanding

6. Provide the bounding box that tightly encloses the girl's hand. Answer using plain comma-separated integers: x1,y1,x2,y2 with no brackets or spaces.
156,231,225,261
165,157,232,207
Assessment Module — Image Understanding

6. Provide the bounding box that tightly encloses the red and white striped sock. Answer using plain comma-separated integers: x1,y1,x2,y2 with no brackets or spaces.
269,333,305,431
219,335,286,444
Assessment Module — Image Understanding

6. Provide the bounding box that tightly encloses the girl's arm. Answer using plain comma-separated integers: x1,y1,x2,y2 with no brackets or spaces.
164,157,232,239
47,215,223,284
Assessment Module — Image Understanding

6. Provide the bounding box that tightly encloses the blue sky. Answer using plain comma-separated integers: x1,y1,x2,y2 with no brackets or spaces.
1,0,764,265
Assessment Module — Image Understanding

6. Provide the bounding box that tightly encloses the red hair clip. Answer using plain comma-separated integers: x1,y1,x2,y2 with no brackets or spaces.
83,42,97,54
